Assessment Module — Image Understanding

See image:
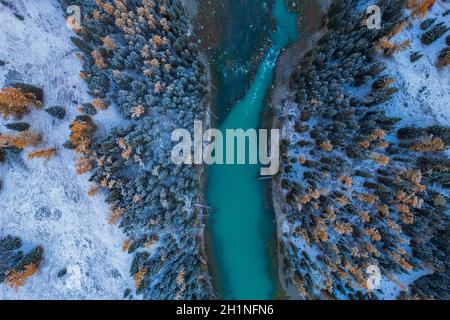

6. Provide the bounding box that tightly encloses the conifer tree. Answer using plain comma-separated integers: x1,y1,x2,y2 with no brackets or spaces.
0,131,42,149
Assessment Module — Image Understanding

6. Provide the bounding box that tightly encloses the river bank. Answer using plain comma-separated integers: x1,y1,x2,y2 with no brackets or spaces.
192,0,276,122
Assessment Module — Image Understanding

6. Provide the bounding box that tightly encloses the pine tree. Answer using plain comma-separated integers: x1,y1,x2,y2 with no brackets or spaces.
4,264,38,288
91,50,107,69
5,122,30,132
109,206,125,224
102,36,117,50
45,106,66,119
69,116,96,153
421,23,449,45
410,51,423,62
88,184,99,196
436,47,450,68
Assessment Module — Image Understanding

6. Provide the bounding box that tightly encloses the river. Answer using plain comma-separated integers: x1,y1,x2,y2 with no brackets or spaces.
206,0,299,300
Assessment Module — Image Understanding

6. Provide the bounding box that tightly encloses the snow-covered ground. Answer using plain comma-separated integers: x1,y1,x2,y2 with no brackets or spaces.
380,1,449,127
0,0,133,299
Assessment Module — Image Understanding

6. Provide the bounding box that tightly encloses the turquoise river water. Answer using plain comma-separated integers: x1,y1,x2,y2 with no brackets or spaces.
206,0,299,300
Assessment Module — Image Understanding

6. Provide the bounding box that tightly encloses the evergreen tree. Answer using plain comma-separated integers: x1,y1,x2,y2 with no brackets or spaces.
45,106,66,119
5,122,30,132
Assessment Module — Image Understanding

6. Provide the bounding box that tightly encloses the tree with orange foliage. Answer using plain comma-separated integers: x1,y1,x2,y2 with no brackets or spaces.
154,81,162,94
318,140,333,152
96,0,114,16
334,221,353,235
121,239,131,252
358,193,378,204
407,0,436,18
341,176,353,187
0,87,41,119
75,156,93,175
69,116,96,153
377,36,395,52
131,105,145,118
4,264,38,288
312,223,329,242
176,268,185,287
359,140,370,149
0,131,42,149
386,40,412,56
27,148,56,160
160,17,170,31
411,137,446,152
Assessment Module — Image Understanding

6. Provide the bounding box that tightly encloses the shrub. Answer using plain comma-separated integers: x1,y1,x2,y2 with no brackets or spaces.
0,87,42,119
4,264,38,288
27,148,57,160
81,103,97,116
